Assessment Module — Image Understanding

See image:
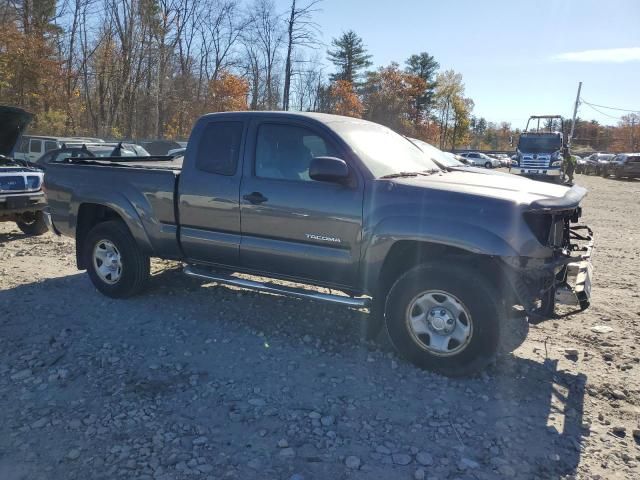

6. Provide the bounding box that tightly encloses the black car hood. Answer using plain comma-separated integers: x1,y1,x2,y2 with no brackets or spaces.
0,106,32,156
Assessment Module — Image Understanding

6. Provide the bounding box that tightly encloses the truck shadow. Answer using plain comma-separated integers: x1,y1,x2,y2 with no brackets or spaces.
0,268,588,477
0,230,30,244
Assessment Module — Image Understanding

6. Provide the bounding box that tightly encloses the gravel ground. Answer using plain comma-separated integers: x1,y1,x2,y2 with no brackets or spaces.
1,174,639,480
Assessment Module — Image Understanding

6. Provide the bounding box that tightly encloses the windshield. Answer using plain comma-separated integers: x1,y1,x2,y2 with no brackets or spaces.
411,138,464,167
517,134,562,153
332,121,440,177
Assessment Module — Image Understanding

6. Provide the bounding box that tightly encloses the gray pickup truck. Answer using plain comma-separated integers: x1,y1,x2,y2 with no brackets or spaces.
45,112,594,376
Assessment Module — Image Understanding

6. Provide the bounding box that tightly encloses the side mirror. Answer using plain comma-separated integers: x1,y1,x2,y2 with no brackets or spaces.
309,156,349,184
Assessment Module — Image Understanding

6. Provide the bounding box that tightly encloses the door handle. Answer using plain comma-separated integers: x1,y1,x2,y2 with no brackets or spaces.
243,192,268,204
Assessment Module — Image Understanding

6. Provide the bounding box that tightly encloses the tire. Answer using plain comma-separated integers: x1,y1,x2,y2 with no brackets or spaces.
484,162,492,169
83,220,150,298
384,263,501,377
16,211,48,236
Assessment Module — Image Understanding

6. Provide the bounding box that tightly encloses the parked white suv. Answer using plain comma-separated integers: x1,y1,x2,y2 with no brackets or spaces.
459,152,501,168
13,135,104,162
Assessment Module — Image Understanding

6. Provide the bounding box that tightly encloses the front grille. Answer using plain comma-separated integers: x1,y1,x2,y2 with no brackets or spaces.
0,176,27,192
520,157,551,168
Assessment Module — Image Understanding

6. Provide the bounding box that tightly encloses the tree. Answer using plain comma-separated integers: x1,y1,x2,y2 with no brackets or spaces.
361,63,426,134
449,96,473,149
282,0,321,110
611,113,640,151
246,0,283,109
405,52,439,122
328,80,362,118
434,69,464,149
327,30,371,84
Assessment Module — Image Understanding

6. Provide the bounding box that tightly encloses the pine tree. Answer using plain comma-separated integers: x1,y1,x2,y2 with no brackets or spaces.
405,52,439,121
327,31,372,84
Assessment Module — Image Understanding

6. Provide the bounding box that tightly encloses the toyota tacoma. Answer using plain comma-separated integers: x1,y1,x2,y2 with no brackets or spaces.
44,112,594,376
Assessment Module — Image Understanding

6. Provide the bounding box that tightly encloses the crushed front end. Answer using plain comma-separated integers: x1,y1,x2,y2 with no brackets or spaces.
503,186,594,316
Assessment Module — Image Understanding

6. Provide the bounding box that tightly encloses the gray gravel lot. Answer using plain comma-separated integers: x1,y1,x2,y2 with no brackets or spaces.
1,174,639,480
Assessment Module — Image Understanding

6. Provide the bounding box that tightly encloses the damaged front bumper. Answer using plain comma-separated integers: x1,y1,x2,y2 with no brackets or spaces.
503,223,594,316
553,225,594,310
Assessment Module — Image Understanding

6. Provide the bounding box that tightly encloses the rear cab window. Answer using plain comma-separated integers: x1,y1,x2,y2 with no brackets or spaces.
195,122,243,176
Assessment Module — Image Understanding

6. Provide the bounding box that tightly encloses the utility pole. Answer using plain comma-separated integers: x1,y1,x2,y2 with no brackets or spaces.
631,116,637,151
568,81,582,148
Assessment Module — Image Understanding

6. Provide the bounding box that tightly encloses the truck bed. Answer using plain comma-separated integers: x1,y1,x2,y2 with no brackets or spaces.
45,156,182,259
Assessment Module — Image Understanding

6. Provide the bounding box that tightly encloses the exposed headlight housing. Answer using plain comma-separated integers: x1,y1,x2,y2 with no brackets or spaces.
551,160,562,167
26,175,42,191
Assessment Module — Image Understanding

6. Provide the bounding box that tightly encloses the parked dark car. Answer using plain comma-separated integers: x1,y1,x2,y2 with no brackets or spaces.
138,140,182,156
601,153,640,179
44,112,594,377
583,153,615,175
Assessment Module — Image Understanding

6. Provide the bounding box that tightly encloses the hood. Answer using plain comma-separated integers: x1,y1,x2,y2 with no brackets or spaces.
390,170,585,209
0,106,32,156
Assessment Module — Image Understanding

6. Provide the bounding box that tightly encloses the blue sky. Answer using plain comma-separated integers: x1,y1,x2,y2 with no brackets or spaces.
275,0,640,127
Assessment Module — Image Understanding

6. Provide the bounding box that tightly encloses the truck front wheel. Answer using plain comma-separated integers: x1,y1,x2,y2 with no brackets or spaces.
83,220,150,298
384,263,500,376
16,211,48,236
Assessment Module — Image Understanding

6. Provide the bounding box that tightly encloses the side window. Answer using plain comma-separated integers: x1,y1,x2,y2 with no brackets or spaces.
53,151,71,162
195,122,243,175
30,139,42,154
44,141,58,152
17,137,29,153
255,124,336,181
469,153,479,158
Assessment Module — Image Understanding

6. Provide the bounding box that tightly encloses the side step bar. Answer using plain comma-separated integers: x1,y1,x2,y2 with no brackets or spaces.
184,265,370,308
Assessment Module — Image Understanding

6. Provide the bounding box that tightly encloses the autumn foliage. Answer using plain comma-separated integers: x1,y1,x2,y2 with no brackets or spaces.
0,2,636,151
328,81,363,118
361,63,427,135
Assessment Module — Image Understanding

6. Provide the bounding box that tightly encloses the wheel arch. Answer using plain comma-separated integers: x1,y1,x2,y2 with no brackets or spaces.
375,240,512,304
75,203,153,269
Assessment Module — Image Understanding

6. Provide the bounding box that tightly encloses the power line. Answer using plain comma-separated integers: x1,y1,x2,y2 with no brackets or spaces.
581,99,640,114
581,101,624,121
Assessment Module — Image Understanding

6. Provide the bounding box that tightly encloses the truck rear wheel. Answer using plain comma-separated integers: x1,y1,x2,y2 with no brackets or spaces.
16,211,48,236
83,220,150,298
384,263,500,376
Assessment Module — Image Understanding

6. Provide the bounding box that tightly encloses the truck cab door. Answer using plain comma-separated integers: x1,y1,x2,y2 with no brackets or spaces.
239,119,364,288
177,119,246,266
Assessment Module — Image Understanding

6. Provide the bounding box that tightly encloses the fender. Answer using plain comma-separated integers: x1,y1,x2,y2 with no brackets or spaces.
360,215,521,294
71,186,155,256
